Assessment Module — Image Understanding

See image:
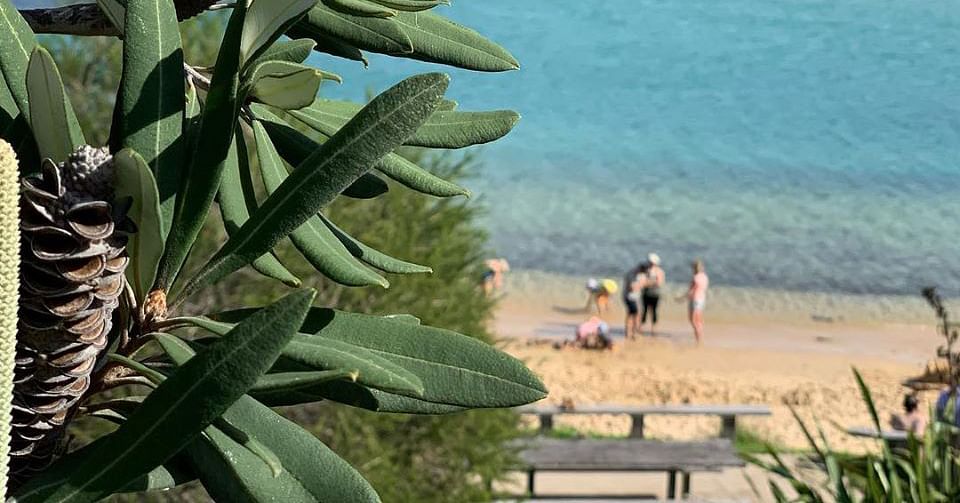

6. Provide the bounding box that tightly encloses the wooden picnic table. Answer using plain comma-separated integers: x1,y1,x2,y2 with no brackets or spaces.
518,403,772,439
518,438,744,499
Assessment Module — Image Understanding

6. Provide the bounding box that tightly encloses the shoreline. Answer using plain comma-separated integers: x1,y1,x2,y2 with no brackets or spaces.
493,269,944,453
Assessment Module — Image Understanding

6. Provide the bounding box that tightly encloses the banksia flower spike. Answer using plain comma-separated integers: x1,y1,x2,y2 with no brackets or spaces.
0,140,19,498
12,146,131,485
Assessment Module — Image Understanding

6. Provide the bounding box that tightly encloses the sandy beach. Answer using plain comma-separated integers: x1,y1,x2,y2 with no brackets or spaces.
496,270,947,456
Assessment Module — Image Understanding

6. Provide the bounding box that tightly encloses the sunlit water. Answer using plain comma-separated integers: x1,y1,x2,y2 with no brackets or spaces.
317,0,960,296
21,0,960,296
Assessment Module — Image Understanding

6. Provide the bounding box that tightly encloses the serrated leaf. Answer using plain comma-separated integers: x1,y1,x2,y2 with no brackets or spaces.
251,119,387,287
240,0,317,66
13,289,316,503
289,3,412,55
251,104,388,199
369,0,445,12
176,72,448,300
248,61,324,110
119,0,183,237
323,0,396,18
297,99,519,149
26,47,84,162
189,396,380,503
219,130,301,287
393,11,519,72
178,315,424,395
304,309,547,407
156,3,247,292
319,213,432,274
114,149,164,302
244,38,316,73
0,0,36,118
95,0,125,31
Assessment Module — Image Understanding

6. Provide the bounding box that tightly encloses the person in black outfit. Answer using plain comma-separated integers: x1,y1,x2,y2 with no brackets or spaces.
641,253,664,336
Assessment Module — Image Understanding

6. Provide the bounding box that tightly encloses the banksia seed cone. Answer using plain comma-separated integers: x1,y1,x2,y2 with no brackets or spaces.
0,140,20,497
12,146,130,485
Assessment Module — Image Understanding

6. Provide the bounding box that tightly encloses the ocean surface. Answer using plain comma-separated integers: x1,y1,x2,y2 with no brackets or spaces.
315,0,960,297
20,1,960,296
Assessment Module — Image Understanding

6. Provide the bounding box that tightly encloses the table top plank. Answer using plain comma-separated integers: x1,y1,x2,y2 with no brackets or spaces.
518,403,771,416
846,426,910,441
518,438,744,471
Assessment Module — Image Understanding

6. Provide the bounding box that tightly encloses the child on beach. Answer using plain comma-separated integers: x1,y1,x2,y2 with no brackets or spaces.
890,394,926,435
679,259,709,344
623,263,648,340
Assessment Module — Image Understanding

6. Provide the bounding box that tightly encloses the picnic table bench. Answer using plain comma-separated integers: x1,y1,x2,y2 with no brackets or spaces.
518,438,744,499
846,426,910,448
518,403,772,440
514,404,771,499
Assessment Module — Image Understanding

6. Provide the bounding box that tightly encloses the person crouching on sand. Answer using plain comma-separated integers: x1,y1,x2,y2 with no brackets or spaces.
890,394,926,435
678,259,709,344
556,316,614,350
585,278,615,314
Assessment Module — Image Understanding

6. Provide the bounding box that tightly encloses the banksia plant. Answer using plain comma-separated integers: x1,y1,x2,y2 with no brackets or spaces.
0,0,545,501
0,139,19,497
14,146,130,486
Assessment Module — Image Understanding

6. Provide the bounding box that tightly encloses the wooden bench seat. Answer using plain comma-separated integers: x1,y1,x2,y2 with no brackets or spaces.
518,403,772,439
518,438,744,499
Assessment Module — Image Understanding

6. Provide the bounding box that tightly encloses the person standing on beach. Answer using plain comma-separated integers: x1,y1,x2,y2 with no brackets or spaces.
681,259,709,344
641,253,665,336
622,263,647,340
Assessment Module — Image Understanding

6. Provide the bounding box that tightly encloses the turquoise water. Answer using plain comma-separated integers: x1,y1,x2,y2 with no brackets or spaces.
316,0,960,296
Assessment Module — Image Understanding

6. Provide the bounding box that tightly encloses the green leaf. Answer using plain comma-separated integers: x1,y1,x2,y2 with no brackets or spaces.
248,61,325,110
240,0,317,66
289,3,412,55
26,47,84,162
188,395,380,502
251,119,387,287
252,369,356,393
0,0,37,119
119,0,183,237
244,38,316,73
155,2,247,292
369,0,445,12
114,149,164,302
177,72,448,300
296,99,519,149
219,130,301,287
250,104,388,199
393,11,519,72
303,309,547,407
95,0,125,32
376,149,468,197
323,0,396,18
301,30,367,64
118,458,195,494
286,105,467,196
319,213,432,274
176,316,424,395
13,289,316,503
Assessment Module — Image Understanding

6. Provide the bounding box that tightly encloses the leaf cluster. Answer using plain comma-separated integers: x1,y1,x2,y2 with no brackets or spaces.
0,0,544,500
